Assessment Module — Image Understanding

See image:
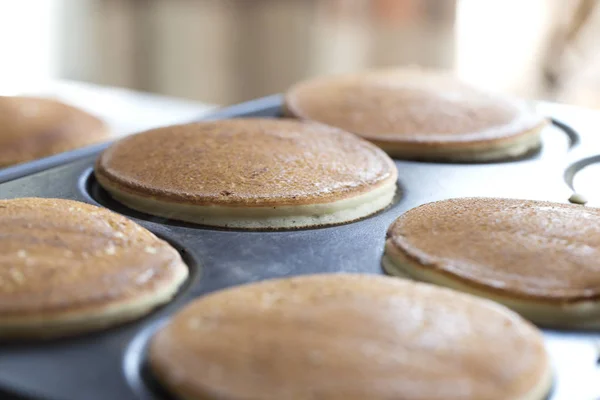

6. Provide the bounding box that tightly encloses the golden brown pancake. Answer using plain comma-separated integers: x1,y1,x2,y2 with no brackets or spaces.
149,274,552,400
384,197,600,328
0,197,188,339
95,119,398,229
0,96,110,168
284,69,546,162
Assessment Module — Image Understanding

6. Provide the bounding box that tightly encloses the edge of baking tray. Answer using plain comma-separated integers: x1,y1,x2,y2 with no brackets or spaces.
0,94,284,185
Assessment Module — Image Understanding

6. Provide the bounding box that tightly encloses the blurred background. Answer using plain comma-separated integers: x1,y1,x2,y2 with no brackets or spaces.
0,0,599,108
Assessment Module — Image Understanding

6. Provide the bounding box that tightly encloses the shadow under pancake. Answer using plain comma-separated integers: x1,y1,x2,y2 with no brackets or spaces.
82,168,404,232
388,117,578,165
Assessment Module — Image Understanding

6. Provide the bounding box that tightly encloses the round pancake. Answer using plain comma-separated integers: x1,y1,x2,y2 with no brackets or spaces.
95,119,398,229
149,274,551,400
0,96,110,167
284,69,546,162
384,197,600,328
0,198,188,339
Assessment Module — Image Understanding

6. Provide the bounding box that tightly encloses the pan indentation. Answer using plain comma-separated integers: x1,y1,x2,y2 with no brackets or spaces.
0,234,197,348
79,168,403,232
550,118,580,149
123,320,175,400
397,117,575,166
564,155,600,205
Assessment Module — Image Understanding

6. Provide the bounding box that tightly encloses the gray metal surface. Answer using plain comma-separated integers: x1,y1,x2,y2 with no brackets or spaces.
0,96,599,399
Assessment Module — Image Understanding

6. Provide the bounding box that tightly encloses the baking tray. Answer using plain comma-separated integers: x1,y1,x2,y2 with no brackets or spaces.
0,95,599,400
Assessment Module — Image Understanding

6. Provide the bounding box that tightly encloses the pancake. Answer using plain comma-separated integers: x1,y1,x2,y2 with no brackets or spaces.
284,69,546,162
0,96,110,167
149,274,552,400
384,197,600,328
0,198,188,339
95,119,398,229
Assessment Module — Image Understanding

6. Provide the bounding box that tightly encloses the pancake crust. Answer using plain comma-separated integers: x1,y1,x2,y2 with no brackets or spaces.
384,197,600,327
149,274,551,400
0,198,188,339
0,96,110,167
284,69,546,161
95,119,398,229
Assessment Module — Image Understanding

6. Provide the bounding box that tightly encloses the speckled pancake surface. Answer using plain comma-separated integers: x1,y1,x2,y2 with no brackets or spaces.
285,69,546,161
0,198,188,339
149,274,551,400
0,96,110,167
95,119,398,229
384,197,600,328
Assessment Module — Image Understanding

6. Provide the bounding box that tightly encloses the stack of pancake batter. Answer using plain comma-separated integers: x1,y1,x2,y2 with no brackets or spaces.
2,68,588,400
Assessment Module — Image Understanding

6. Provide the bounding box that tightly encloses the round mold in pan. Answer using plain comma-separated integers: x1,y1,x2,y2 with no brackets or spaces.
123,320,173,400
356,116,578,165
119,232,203,329
79,168,404,232
0,234,199,346
549,118,580,149
122,319,558,400
564,155,600,205
0,234,200,400
154,235,203,302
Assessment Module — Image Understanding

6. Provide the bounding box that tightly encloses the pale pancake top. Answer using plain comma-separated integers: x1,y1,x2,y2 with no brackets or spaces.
150,274,548,400
0,96,110,167
387,198,600,301
95,119,397,206
285,69,545,145
0,198,187,317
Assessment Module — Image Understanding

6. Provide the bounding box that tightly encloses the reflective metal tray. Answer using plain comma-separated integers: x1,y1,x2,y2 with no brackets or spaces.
0,95,599,400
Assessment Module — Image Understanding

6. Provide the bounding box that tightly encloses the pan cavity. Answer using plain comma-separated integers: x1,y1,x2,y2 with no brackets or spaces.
80,168,402,231
534,118,580,160
123,320,174,400
565,155,600,206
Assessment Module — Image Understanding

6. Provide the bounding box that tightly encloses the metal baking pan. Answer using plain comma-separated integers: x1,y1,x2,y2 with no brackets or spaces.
0,95,599,400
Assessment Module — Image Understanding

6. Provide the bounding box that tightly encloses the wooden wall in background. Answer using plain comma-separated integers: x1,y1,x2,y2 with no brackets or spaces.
56,0,456,105
5,0,599,108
